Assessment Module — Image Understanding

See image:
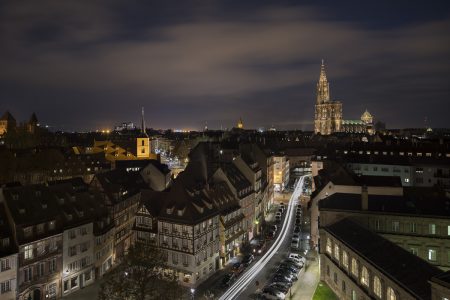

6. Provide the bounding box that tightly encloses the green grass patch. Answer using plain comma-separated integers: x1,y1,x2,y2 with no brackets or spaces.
312,281,338,300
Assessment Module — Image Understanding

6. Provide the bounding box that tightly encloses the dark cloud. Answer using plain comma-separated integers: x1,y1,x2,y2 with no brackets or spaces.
0,1,449,130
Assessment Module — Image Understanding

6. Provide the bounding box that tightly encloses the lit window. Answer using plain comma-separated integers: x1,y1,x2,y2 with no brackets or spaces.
342,251,348,269
429,224,436,235
334,244,340,261
351,258,358,277
361,266,369,286
410,223,417,233
410,247,418,256
387,287,396,300
428,249,437,261
326,238,332,254
24,245,33,260
392,221,399,232
373,276,382,298
447,225,450,236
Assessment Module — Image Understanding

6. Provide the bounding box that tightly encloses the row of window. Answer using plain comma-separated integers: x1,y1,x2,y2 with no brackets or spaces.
374,220,450,236
340,149,449,157
68,242,90,257
326,238,398,299
23,259,57,281
0,279,13,294
23,221,56,238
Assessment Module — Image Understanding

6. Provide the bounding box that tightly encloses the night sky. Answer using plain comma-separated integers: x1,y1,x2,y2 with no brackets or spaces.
1,0,449,132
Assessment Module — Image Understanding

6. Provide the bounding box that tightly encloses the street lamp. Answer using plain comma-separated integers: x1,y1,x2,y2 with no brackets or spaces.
190,288,195,300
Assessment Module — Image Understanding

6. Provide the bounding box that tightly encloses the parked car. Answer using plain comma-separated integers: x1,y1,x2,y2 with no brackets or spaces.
271,274,293,284
283,258,303,268
289,253,306,264
242,254,255,266
290,240,299,249
261,287,286,300
275,215,281,223
271,225,278,232
279,263,300,274
278,208,284,214
275,269,297,282
267,282,290,294
221,272,236,287
293,226,301,233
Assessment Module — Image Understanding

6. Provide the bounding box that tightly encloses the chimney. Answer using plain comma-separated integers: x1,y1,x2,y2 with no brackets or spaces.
361,185,368,211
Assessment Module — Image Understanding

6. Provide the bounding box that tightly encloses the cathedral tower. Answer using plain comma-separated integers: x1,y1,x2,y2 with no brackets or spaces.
137,107,151,159
314,60,342,135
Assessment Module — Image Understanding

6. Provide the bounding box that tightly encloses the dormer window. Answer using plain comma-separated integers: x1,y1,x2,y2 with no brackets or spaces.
23,226,33,239
48,221,55,230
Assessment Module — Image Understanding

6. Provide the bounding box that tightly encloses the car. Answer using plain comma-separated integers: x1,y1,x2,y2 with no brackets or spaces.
232,262,244,275
290,240,299,249
275,269,297,282
291,236,300,243
295,218,301,225
292,233,300,240
279,263,300,274
289,253,306,264
221,273,236,287
280,203,286,210
283,258,303,268
261,287,286,300
271,273,293,284
242,254,255,266
271,225,278,232
293,226,301,233
278,208,284,214
252,241,266,255
275,211,282,218
275,215,281,223
267,282,290,294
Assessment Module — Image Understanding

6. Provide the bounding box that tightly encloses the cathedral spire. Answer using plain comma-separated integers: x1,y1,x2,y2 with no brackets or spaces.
317,59,330,103
141,107,146,134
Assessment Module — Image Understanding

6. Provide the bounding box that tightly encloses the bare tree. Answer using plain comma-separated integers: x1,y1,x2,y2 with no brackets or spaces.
98,243,184,300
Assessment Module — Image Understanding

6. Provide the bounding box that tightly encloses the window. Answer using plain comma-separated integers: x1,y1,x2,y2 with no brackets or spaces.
37,223,45,235
361,266,369,286
352,290,357,300
334,244,340,261
69,246,77,257
342,251,349,269
326,265,330,276
24,267,32,282
387,287,396,300
374,276,382,298
429,224,436,235
24,245,33,260
428,249,437,261
410,247,419,256
351,258,358,277
71,276,78,288
410,223,417,233
342,281,346,292
69,230,76,239
1,238,9,248
64,280,69,292
326,238,332,254
447,225,450,236
37,262,44,276
0,280,11,294
375,219,381,231
392,221,399,232
36,241,45,255
23,226,33,238
85,270,91,281
333,272,338,284
49,258,56,273
1,259,10,271
80,227,88,235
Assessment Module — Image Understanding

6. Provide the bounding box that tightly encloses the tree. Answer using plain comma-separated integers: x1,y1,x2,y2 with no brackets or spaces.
98,243,185,300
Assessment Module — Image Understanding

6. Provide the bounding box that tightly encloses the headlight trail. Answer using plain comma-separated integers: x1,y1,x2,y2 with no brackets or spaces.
219,175,309,300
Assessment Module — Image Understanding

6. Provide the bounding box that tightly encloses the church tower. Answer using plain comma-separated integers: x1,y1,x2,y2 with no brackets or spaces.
314,60,342,135
237,117,244,129
317,59,330,103
136,107,151,159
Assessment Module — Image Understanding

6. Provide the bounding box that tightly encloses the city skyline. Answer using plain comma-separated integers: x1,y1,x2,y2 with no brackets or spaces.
1,0,449,131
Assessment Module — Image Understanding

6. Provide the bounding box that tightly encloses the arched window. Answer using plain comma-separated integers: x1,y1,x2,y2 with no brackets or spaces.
360,266,369,286
373,276,382,298
334,244,340,261
351,258,358,277
342,251,349,269
326,238,332,254
387,287,396,300
141,140,145,146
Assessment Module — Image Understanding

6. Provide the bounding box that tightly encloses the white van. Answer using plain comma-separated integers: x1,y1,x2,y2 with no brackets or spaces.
288,253,306,264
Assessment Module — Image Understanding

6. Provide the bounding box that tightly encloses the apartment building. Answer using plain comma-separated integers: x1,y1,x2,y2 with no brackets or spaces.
0,203,17,300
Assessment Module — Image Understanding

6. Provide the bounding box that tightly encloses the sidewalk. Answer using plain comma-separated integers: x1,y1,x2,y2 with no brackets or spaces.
288,250,320,300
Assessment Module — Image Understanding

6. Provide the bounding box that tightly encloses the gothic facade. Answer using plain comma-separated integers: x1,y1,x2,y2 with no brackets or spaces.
314,61,343,135
314,61,374,135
